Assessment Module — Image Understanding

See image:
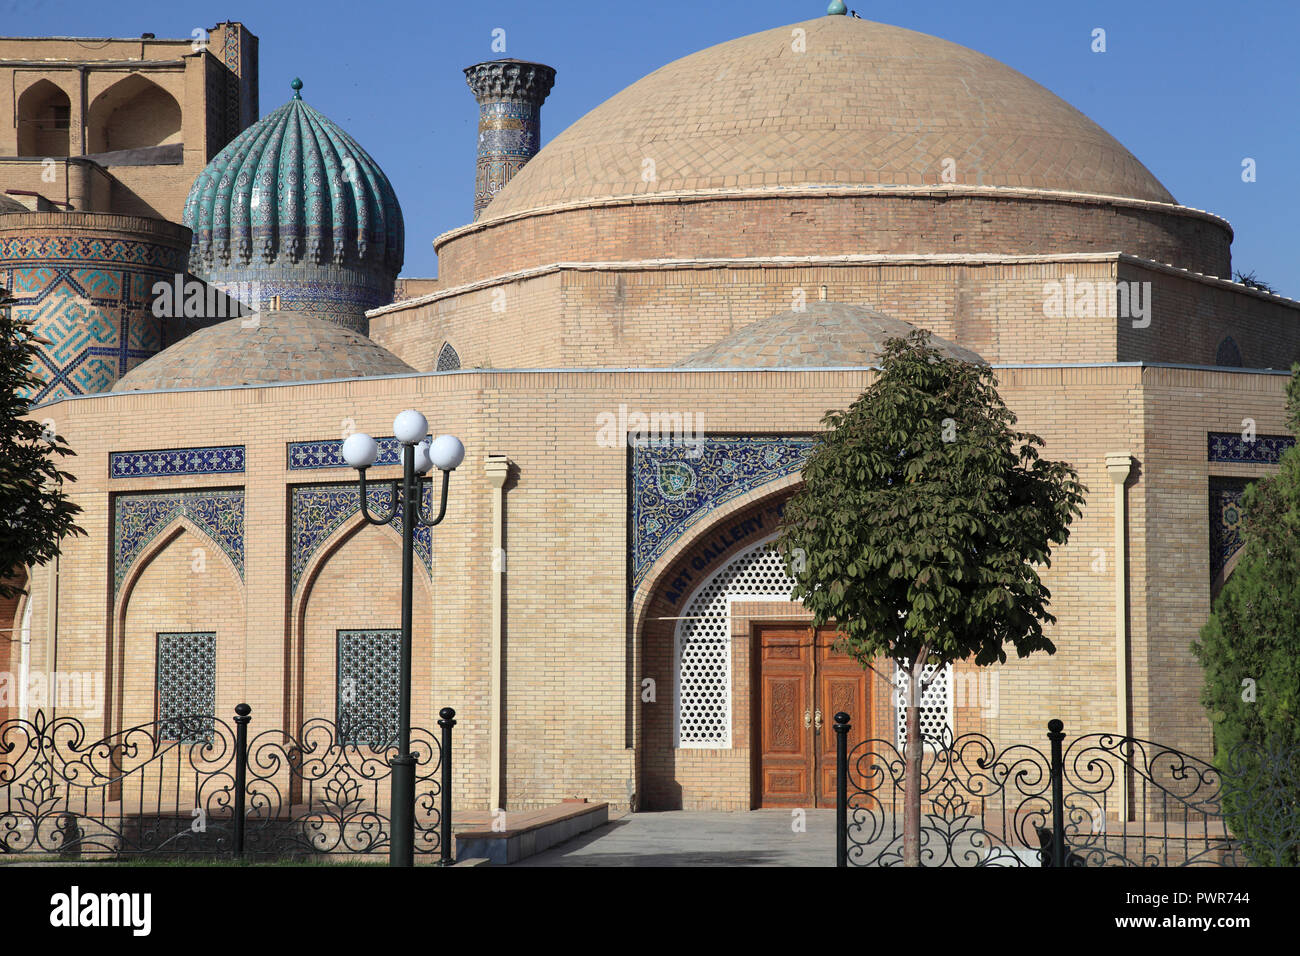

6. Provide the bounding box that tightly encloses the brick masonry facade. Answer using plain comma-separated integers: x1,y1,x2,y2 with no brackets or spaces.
6,362,1291,810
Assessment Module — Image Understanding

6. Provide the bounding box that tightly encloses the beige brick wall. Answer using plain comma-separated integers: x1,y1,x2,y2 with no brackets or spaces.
371,256,1300,375
435,191,1231,288
118,526,245,730
0,26,256,221
1118,261,1300,369
9,362,1288,811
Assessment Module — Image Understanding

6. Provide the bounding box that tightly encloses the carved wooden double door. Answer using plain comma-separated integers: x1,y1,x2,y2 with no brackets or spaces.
756,625,870,807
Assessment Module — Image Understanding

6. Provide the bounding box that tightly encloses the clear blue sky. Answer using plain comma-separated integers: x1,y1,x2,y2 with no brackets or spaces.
14,0,1298,297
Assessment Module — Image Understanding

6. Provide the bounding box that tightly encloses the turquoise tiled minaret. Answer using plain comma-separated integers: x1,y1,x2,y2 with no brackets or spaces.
464,59,556,219
183,79,404,332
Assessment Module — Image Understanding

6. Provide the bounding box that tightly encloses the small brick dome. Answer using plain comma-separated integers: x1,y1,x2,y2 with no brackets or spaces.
483,15,1174,221
674,302,985,368
112,310,414,392
0,194,28,214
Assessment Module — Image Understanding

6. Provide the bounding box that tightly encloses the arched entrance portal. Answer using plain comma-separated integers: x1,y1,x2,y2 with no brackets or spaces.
635,491,881,810
672,538,873,808
636,492,955,810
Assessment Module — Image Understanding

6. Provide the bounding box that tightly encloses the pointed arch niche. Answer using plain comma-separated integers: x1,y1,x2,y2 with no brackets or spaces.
86,75,181,153
288,512,433,737
16,79,71,157
113,521,246,733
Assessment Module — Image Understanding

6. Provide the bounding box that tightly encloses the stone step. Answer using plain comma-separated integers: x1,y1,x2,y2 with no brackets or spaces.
454,802,609,865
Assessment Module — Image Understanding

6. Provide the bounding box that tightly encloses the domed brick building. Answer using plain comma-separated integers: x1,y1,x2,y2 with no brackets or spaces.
6,11,1298,814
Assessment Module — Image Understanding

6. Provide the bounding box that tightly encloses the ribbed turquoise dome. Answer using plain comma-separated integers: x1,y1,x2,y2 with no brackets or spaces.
183,81,404,332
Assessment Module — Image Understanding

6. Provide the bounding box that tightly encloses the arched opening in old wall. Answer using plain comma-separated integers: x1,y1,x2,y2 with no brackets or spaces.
16,80,71,157
86,75,181,154
292,519,434,743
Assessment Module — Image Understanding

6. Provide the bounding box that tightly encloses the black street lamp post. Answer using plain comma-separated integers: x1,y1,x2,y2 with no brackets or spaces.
342,409,464,867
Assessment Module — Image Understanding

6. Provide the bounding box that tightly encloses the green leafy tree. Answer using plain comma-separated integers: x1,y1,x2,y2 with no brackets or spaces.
777,331,1086,866
0,286,84,600
1193,365,1300,865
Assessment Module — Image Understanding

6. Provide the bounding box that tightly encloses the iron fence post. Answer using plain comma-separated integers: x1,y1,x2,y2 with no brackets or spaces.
834,711,850,868
439,707,456,865
1048,718,1065,868
233,703,251,859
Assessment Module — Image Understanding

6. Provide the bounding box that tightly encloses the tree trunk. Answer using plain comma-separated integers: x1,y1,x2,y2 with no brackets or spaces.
903,664,922,867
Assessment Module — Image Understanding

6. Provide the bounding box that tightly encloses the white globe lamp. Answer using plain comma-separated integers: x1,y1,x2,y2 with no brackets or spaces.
413,438,434,475
429,434,465,471
393,409,428,445
341,432,379,469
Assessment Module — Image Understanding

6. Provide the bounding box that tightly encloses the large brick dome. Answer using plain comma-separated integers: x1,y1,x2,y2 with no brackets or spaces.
436,13,1230,286
483,15,1174,221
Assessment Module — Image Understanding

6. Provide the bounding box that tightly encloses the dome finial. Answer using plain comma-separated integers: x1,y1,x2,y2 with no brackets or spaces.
828,1,847,14
291,77,303,99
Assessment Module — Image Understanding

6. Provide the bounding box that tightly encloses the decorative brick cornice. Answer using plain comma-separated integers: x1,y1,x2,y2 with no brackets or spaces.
435,183,1234,248
464,60,556,104
368,250,1300,320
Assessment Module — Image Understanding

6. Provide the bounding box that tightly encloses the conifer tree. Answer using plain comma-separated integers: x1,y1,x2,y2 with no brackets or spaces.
1194,366,1300,866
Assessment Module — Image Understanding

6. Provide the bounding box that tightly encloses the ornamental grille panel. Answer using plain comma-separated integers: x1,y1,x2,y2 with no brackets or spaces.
337,629,401,747
436,342,461,371
894,662,953,749
156,632,216,741
675,536,792,748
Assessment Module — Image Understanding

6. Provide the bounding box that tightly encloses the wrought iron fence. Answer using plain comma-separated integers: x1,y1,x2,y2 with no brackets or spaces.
833,714,1295,867
0,704,456,862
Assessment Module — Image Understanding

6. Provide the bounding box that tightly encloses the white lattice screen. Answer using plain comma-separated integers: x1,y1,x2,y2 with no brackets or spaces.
894,662,953,749
675,537,792,748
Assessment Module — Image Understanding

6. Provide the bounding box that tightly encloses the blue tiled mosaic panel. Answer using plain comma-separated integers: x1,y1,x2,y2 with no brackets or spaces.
631,435,817,589
6,264,169,402
0,235,182,268
1207,432,1296,465
157,632,216,742
337,629,401,748
110,445,245,478
114,491,244,596
287,436,401,470
289,483,434,594
1210,478,1251,581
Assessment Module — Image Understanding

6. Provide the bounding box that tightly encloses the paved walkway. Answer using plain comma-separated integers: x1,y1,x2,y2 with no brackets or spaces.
510,810,836,866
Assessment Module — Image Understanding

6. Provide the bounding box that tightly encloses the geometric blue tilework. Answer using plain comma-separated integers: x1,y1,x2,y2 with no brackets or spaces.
2,232,189,402
1209,477,1252,582
156,631,217,741
290,482,434,595
287,436,401,470
0,235,182,268
113,490,245,597
1207,431,1296,465
110,445,245,479
336,628,400,747
631,435,816,589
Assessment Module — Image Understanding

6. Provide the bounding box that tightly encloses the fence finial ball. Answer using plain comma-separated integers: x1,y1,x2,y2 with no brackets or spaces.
828,1,848,14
